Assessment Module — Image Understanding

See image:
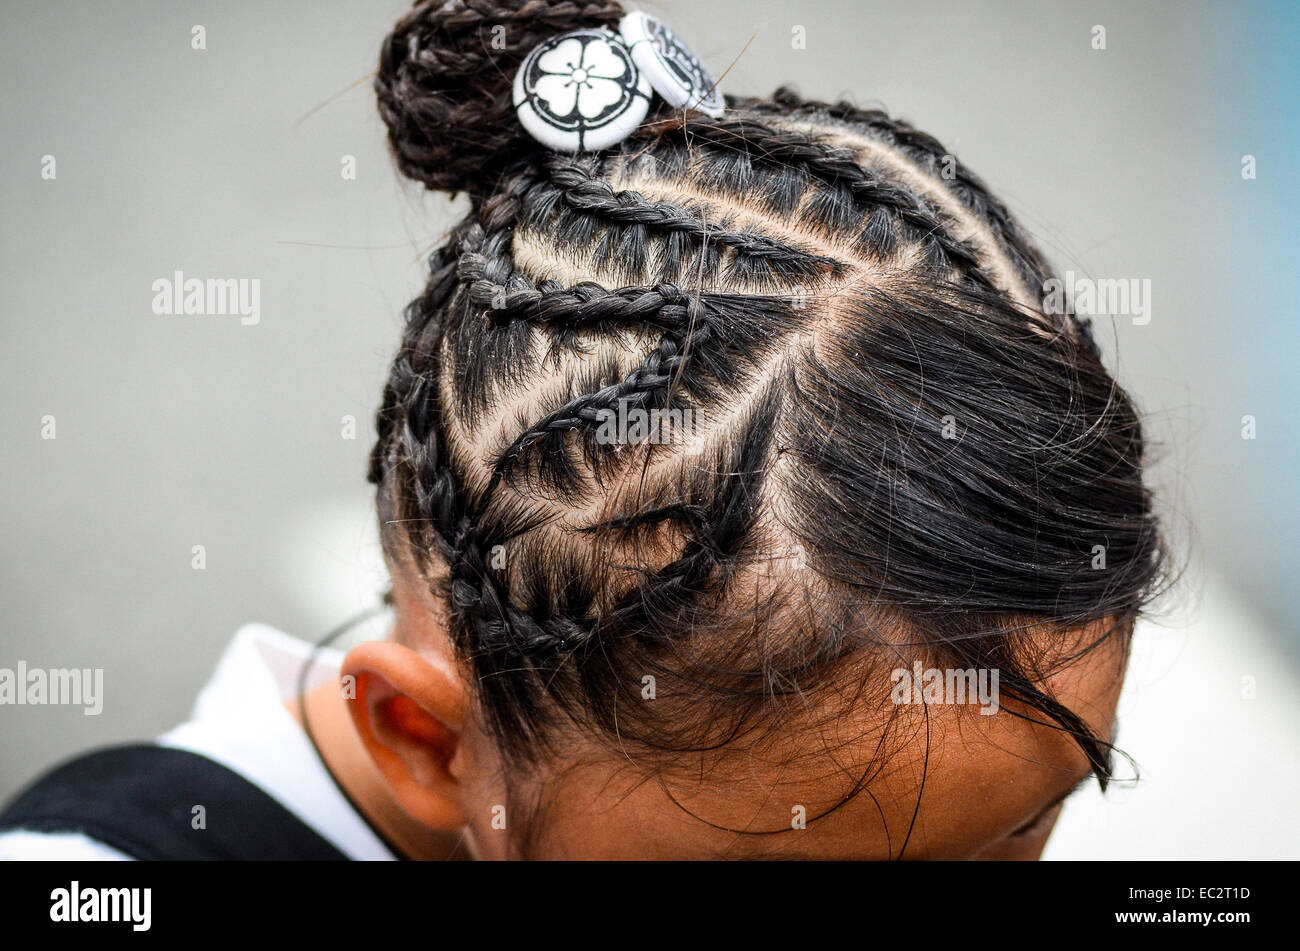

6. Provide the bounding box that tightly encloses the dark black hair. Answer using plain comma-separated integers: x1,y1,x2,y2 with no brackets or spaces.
368,0,1167,854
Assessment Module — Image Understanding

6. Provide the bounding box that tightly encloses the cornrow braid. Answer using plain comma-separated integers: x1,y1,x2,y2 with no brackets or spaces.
537,157,849,283
484,289,706,490
757,87,1089,340
629,114,1001,293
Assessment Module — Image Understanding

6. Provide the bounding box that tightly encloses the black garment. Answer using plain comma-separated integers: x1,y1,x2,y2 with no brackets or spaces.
0,744,347,860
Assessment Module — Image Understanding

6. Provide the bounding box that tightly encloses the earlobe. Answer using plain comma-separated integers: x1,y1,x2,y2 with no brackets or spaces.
341,640,469,830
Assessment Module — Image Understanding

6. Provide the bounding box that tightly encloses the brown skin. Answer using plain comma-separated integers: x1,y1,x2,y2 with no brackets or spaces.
288,563,1126,860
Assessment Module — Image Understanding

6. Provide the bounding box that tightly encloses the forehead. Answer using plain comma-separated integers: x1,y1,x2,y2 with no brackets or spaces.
529,628,1127,860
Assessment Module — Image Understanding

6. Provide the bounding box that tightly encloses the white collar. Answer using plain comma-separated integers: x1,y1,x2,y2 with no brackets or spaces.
158,623,397,861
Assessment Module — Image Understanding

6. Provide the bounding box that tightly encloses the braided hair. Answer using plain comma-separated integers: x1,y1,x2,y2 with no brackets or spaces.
369,0,1166,821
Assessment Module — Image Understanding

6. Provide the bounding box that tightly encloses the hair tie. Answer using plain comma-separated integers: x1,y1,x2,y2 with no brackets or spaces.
512,11,724,154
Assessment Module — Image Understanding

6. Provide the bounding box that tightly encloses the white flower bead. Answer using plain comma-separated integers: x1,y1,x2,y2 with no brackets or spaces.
619,11,725,118
513,28,653,152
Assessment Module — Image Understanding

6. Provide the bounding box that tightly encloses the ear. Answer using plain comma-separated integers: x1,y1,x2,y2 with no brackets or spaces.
341,640,468,830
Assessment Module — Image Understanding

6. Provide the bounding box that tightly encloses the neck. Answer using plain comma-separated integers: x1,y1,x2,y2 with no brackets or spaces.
286,680,471,861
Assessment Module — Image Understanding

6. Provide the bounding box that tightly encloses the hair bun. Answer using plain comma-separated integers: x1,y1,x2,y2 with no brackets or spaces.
376,0,626,199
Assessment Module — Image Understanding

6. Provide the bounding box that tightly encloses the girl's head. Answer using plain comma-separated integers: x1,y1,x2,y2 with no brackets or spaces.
343,0,1165,859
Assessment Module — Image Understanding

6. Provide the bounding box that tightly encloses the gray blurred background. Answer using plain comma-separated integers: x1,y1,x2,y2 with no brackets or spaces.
2,0,1297,857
